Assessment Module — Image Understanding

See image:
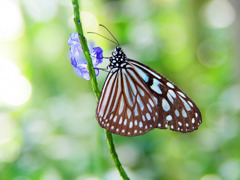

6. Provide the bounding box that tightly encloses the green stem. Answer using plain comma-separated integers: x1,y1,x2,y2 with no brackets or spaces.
71,0,130,179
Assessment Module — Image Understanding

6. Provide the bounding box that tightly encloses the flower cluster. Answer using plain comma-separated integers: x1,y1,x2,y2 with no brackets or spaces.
67,33,103,80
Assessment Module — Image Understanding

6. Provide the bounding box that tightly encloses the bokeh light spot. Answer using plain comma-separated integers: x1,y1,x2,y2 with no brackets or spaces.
197,39,228,67
219,160,240,180
0,58,32,106
0,0,25,42
220,85,240,111
201,0,236,29
128,22,155,48
34,25,65,61
80,11,99,34
22,0,58,22
0,114,21,163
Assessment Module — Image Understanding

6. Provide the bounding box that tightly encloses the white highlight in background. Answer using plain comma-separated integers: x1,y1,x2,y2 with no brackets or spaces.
21,0,58,22
68,11,99,34
0,58,32,106
0,114,21,163
0,1,25,42
202,0,236,29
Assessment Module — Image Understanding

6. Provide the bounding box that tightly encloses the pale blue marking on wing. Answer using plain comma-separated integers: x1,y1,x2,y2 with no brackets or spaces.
162,98,170,112
134,67,149,82
151,78,162,94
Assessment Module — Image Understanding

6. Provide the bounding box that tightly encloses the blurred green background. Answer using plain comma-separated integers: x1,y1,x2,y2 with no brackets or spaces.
0,0,240,180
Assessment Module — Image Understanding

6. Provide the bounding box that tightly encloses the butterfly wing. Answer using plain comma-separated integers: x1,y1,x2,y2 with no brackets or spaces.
128,59,202,133
96,64,159,136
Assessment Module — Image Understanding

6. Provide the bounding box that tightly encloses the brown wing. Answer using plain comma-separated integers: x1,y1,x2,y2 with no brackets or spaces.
96,64,159,136
128,59,202,133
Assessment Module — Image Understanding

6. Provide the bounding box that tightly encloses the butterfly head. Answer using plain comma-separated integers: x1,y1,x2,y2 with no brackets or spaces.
109,46,127,69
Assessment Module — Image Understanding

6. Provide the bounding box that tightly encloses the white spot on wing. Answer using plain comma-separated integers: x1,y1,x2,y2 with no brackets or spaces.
166,115,172,121
192,118,195,124
162,98,170,112
175,110,180,117
146,113,151,121
113,116,117,122
166,82,174,88
118,95,124,115
134,105,139,116
110,114,113,120
139,121,143,128
135,66,149,82
148,99,154,107
127,108,131,119
153,97,158,105
137,95,144,110
178,91,186,98
137,86,145,96
167,92,174,104
151,78,162,94
195,113,198,118
180,96,191,111
123,72,134,107
147,104,152,112
134,120,138,126
182,109,187,118
188,101,193,107
168,89,176,98
119,117,123,124
178,122,182,126
129,122,133,128
127,74,137,95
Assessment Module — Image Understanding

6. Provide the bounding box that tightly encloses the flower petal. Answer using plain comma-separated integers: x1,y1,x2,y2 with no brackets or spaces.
74,64,90,80
68,33,80,46
68,33,103,80
91,47,103,66
95,68,99,77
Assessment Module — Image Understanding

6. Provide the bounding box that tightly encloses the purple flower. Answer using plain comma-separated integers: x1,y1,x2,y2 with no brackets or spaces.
67,33,103,80
92,47,103,66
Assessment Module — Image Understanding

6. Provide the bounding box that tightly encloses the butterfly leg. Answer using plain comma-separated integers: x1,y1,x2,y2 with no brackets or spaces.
95,67,110,72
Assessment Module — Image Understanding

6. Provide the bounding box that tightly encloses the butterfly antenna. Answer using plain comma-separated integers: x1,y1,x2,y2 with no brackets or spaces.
87,32,119,46
99,24,120,46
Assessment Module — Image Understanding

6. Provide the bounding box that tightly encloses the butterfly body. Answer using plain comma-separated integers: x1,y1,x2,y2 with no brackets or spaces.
96,46,202,136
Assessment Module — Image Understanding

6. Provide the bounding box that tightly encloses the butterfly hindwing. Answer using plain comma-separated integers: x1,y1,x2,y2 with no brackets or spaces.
128,59,202,133
96,64,159,136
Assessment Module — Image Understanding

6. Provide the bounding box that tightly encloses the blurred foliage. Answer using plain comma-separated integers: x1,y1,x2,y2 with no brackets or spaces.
0,0,240,180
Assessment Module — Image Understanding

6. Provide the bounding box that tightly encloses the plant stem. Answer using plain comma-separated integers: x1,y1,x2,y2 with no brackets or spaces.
71,0,130,179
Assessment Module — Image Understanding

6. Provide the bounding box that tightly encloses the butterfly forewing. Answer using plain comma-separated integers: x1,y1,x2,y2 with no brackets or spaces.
96,64,159,136
128,59,202,133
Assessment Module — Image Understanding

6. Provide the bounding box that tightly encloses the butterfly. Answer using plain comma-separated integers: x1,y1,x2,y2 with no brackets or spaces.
95,46,202,137
94,25,202,137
